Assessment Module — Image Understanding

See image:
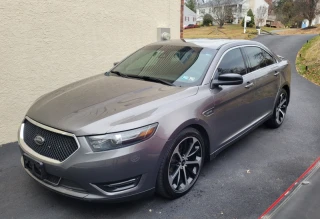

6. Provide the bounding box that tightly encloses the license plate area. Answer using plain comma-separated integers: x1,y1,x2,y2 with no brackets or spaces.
23,154,47,180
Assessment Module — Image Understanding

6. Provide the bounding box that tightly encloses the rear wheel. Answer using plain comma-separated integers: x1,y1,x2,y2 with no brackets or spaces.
156,128,205,199
265,88,288,128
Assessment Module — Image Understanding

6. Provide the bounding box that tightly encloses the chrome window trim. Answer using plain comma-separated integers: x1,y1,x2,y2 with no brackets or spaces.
208,44,279,84
19,116,80,165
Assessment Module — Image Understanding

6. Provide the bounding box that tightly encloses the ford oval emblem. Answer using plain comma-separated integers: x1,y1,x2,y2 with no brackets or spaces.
34,135,45,146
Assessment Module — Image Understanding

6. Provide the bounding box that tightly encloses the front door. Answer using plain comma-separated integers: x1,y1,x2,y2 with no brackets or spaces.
210,48,257,150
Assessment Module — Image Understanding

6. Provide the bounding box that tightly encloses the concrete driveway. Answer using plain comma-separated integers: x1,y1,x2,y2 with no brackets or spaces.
1,35,319,219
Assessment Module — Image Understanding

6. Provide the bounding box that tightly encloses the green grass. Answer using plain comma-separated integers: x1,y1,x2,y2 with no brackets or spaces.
296,35,320,86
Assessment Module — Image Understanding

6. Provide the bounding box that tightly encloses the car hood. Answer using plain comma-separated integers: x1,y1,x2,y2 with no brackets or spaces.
26,74,198,135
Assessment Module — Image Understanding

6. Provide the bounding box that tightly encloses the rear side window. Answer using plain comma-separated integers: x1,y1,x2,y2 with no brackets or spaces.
216,48,247,75
244,46,276,72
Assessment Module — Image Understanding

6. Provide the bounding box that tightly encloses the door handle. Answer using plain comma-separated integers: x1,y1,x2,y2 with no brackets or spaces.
274,71,280,76
245,82,254,88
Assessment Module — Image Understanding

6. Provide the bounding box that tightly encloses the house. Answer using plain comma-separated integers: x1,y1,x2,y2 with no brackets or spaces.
196,0,269,26
184,5,197,27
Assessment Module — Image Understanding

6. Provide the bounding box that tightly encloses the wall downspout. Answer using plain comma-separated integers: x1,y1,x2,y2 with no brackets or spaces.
180,0,184,39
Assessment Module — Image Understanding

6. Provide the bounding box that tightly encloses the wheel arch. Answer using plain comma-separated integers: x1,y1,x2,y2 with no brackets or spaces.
162,119,212,163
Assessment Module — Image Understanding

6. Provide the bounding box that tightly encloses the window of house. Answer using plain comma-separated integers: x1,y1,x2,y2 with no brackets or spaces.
216,48,247,76
185,16,187,21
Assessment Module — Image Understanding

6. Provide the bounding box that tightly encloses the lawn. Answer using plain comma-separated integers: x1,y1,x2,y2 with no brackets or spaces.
183,24,260,40
296,35,320,86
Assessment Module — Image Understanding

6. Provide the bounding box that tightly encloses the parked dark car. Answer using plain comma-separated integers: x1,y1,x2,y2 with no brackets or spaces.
184,24,199,29
18,39,291,201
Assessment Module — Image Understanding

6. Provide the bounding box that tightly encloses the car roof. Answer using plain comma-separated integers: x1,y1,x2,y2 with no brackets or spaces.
150,39,260,50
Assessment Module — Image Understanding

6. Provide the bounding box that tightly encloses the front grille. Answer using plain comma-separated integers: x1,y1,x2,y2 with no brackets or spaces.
23,119,78,162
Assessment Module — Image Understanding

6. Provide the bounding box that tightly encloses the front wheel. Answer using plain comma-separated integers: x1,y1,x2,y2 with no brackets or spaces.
265,88,289,128
156,128,205,199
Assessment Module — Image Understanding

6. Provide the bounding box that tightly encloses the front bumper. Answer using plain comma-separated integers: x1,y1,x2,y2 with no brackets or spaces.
18,119,167,201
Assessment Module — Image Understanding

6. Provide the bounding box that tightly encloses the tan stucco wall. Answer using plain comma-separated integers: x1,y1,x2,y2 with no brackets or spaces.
0,0,180,145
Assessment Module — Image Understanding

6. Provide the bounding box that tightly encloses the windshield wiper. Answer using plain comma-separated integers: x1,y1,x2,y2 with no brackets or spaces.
137,76,174,86
110,71,174,86
110,70,128,78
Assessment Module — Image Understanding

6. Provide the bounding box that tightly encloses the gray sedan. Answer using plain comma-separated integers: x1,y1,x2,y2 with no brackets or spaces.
18,39,291,201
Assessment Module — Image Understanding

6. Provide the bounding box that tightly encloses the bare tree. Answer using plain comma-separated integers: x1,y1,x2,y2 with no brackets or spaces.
256,6,268,26
274,0,303,27
298,0,320,27
265,0,273,15
207,0,235,28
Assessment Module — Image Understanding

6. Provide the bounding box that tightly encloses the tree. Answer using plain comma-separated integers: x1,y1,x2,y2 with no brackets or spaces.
207,0,234,28
256,6,268,26
265,0,273,15
185,0,197,13
297,0,320,27
274,0,303,27
203,13,213,26
241,9,255,27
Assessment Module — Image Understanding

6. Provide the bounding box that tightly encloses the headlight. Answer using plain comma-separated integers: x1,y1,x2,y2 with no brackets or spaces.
86,123,158,152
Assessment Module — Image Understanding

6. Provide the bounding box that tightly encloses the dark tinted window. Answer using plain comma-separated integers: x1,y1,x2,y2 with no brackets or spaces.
263,50,276,66
244,47,276,72
216,48,246,75
112,45,216,87
244,47,265,72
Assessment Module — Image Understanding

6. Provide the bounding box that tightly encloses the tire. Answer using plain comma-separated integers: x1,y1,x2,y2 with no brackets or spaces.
265,88,289,129
156,128,205,199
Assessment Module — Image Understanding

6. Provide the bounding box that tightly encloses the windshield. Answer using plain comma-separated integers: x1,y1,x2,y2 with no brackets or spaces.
111,45,217,87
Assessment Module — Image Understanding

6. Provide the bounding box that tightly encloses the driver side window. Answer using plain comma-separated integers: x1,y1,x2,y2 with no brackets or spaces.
217,48,247,76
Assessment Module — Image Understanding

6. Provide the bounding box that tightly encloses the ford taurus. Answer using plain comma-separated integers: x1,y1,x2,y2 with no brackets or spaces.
18,39,291,201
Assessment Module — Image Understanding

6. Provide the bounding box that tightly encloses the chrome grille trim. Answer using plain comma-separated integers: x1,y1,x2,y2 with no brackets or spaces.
19,116,80,164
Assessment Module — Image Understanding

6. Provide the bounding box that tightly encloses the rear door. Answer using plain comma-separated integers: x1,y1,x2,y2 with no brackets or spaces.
210,48,257,149
242,46,281,118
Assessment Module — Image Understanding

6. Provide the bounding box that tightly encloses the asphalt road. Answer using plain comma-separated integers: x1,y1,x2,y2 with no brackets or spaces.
1,34,319,219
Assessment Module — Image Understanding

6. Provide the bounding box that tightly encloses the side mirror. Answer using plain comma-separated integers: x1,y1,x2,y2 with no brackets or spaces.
113,62,119,66
211,73,243,88
277,55,285,61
